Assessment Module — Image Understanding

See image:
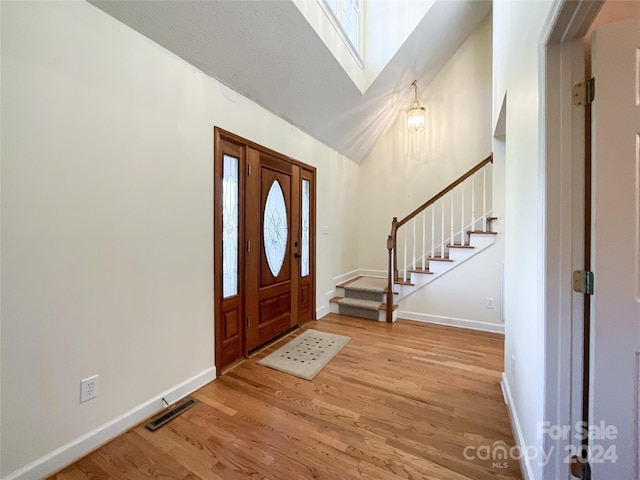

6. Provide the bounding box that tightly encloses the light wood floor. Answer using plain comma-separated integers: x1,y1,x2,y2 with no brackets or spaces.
49,314,521,480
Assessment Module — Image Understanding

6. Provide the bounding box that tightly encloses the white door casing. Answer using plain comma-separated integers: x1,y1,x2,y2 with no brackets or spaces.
590,15,640,479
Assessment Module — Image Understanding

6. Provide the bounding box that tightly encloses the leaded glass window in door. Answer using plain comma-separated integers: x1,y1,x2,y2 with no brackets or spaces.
263,180,288,277
222,154,239,298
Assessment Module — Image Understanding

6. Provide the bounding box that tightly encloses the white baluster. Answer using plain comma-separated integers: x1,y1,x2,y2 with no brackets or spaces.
412,218,416,271
483,167,487,232
403,226,407,282
441,200,445,258
422,211,426,270
450,192,455,246
431,205,435,259
460,182,465,245
471,173,476,232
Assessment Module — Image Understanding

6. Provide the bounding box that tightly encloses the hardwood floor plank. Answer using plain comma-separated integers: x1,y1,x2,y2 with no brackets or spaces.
49,314,521,480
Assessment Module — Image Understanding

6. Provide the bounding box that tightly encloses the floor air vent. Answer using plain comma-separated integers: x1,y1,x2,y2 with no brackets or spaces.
145,397,198,431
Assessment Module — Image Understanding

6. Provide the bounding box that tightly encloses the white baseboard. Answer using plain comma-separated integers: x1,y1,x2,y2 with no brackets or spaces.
316,304,329,319
357,269,385,278
501,373,535,480
3,367,217,480
332,269,360,285
331,269,385,285
398,311,505,334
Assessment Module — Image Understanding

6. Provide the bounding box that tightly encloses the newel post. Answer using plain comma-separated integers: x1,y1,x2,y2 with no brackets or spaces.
386,217,398,323
391,217,398,282
386,234,394,323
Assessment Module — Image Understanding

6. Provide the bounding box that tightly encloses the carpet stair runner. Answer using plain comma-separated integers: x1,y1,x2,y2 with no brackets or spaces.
330,277,394,322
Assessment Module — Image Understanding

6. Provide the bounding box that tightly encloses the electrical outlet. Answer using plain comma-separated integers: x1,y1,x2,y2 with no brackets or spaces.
511,355,516,379
485,297,495,309
80,375,99,403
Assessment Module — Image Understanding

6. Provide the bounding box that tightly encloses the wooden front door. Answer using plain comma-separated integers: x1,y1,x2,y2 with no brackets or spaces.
214,128,316,372
245,150,300,351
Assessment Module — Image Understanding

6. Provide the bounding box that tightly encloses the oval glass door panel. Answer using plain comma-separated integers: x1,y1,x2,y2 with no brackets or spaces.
263,180,288,277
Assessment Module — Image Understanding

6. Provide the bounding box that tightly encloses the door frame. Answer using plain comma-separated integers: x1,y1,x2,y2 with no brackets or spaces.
542,2,604,479
213,127,316,373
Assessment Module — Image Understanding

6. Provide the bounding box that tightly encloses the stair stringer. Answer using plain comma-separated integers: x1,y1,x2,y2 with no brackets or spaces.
394,233,496,304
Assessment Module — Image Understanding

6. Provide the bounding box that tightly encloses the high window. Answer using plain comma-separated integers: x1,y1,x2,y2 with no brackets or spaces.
321,0,362,60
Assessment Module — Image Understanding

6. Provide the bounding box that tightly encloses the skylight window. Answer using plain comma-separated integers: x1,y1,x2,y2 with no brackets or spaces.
320,0,362,63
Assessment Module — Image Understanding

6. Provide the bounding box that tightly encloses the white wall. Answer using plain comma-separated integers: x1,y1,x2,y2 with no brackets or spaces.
357,15,493,272
493,1,555,479
400,235,505,330
355,15,500,325
0,1,359,477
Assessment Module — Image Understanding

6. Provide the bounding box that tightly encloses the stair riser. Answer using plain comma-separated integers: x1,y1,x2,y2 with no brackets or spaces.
339,304,380,321
378,309,398,323
343,288,384,302
447,248,475,262
468,234,495,248
426,261,450,275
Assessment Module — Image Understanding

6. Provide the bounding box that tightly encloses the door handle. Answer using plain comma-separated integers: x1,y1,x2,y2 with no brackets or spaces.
294,252,301,259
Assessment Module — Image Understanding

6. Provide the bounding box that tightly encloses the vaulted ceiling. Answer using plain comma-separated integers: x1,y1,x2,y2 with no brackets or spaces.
91,0,491,163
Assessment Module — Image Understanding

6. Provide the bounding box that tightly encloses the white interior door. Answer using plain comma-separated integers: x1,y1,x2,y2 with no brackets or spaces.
591,15,640,479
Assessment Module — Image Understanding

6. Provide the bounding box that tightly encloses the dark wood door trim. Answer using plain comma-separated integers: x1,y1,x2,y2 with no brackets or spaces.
213,131,246,372
299,167,316,324
215,128,317,174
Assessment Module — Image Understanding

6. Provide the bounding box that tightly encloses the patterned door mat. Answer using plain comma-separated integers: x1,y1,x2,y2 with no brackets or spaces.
257,329,351,380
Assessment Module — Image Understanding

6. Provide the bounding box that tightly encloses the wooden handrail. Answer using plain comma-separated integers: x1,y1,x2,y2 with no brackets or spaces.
386,154,492,322
396,154,492,230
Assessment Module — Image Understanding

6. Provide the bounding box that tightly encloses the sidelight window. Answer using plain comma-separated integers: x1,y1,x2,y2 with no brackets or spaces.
222,155,239,298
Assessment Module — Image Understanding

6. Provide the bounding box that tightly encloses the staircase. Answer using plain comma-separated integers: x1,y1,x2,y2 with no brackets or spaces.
330,154,496,323
330,276,392,322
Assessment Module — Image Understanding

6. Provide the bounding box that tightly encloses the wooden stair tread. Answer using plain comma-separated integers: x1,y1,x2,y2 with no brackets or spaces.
408,268,433,274
394,279,414,286
447,244,474,249
329,296,342,303
427,256,454,262
467,230,498,235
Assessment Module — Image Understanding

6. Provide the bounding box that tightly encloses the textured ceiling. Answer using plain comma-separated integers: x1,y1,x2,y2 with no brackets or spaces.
91,0,491,163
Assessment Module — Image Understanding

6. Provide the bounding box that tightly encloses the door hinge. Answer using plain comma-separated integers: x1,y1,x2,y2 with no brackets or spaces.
247,240,251,252
573,78,595,106
248,164,251,176
246,317,250,328
573,270,594,295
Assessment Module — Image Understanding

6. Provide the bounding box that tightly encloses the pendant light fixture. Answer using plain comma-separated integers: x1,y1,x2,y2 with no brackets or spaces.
407,80,426,133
